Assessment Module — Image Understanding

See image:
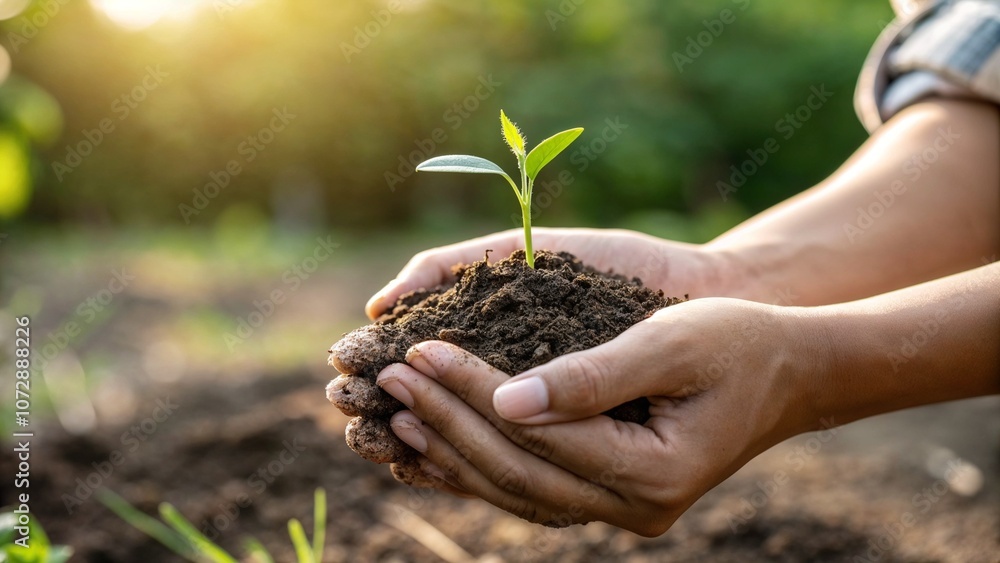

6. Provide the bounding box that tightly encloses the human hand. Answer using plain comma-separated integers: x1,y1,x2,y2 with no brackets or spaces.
365,227,730,319
374,298,822,535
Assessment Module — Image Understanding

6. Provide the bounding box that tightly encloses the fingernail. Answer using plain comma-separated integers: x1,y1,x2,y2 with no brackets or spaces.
376,370,415,409
406,342,452,380
421,461,447,480
390,416,428,452
493,377,548,420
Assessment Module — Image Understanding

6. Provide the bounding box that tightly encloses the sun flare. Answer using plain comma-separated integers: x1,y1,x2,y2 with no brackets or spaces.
88,0,206,30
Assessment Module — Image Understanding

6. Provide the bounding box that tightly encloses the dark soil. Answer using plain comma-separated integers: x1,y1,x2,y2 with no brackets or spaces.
326,250,685,473
7,373,995,562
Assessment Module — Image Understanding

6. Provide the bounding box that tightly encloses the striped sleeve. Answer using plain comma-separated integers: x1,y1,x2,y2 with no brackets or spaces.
855,0,1000,132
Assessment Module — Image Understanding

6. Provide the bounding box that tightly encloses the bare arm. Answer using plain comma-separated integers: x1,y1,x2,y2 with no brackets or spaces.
368,100,998,317
376,262,999,534
803,260,1000,427
709,99,1000,305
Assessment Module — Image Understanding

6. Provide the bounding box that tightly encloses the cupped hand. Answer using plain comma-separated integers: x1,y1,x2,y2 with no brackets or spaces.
373,298,828,536
365,228,728,319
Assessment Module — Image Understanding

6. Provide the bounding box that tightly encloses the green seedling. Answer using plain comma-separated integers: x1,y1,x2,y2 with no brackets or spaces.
0,509,72,563
416,110,583,268
99,488,327,563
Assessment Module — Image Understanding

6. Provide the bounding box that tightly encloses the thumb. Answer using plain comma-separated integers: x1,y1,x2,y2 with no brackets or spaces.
492,319,670,424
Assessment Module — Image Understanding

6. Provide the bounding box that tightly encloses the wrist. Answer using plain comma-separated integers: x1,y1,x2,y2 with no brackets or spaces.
768,306,842,438
699,240,792,303
789,302,913,430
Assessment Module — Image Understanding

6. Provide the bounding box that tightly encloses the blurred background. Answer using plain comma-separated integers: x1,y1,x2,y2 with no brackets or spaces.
2,0,888,233
2,0,997,561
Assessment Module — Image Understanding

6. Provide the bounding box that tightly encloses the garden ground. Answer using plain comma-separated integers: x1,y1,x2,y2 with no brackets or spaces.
1,228,997,562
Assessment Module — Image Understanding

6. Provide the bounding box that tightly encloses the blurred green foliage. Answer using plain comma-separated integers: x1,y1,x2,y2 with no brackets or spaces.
1,0,892,241
0,75,62,219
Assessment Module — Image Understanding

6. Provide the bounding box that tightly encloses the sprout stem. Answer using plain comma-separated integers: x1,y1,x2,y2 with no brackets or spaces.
520,200,534,268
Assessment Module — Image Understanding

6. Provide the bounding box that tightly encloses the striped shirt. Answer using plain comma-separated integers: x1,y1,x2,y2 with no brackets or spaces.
855,0,1000,131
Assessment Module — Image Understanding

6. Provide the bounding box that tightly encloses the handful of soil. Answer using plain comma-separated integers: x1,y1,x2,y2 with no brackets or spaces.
326,249,685,486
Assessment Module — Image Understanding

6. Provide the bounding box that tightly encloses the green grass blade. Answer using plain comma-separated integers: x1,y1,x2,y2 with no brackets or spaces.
287,519,313,563
525,127,584,180
500,109,525,155
97,490,199,561
243,537,275,563
312,488,326,563
158,503,238,563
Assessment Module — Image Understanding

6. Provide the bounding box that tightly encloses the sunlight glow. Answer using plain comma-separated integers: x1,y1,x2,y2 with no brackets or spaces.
0,45,10,86
89,0,207,30
0,0,32,21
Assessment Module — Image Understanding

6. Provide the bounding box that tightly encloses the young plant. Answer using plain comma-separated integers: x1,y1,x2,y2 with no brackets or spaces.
0,509,72,563
99,488,327,563
416,110,583,268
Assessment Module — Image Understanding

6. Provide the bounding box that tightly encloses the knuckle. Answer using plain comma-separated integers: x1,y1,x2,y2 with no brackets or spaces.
418,395,456,433
491,462,532,497
498,495,546,524
557,354,613,411
445,355,482,401
505,425,555,460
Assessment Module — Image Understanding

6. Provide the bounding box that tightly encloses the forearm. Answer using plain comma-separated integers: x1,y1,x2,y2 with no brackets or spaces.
796,261,999,429
706,99,999,305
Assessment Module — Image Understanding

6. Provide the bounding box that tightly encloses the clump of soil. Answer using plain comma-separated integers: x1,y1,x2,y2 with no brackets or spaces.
326,249,685,483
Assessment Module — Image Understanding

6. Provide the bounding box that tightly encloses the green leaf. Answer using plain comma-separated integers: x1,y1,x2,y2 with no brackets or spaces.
0,512,72,563
98,491,198,561
0,513,16,546
287,519,313,563
525,127,584,180
312,489,326,563
416,154,523,202
416,155,508,177
499,110,525,156
159,503,238,563
242,538,274,563
47,546,73,563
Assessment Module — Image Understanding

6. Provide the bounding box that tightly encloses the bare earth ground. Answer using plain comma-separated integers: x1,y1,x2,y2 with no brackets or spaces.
1,230,998,562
